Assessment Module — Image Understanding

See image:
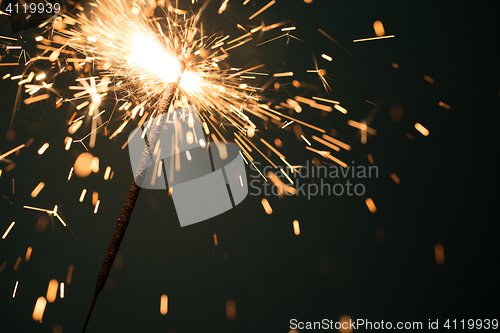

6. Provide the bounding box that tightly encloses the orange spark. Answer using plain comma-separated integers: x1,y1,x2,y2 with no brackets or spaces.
293,220,300,235
2,221,15,239
249,0,275,20
32,297,47,322
160,295,168,315
373,21,385,37
434,243,445,265
365,198,376,213
261,198,273,215
353,35,395,42
390,173,401,184
414,123,429,136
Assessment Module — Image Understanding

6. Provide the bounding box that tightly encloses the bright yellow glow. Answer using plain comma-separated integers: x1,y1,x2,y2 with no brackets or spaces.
179,71,201,91
129,33,181,83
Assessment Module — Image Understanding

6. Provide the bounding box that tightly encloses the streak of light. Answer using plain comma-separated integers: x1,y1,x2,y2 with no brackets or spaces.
60,282,65,298
0,36,18,41
226,299,236,320
13,257,22,271
68,120,83,134
306,147,347,167
365,198,376,213
13,281,19,298
66,265,74,284
414,123,429,136
36,73,46,80
23,206,52,213
24,94,50,104
318,28,351,54
250,25,263,34
434,243,445,265
423,75,434,84
301,135,311,146
321,54,332,61
2,221,15,239
46,279,58,303
214,234,218,246
261,198,272,215
249,0,275,20
347,120,377,134
312,96,339,104
104,167,111,180
52,206,67,227
160,295,168,315
94,200,101,214
261,138,285,159
286,99,302,113
392,63,399,68
353,35,395,42
280,168,294,185
68,167,74,181
25,247,33,261
38,143,49,155
267,171,295,196
367,154,374,165
281,27,296,31
261,105,326,133
31,182,45,198
65,137,73,150
218,0,229,14
23,205,67,227
373,21,385,36
295,96,332,112
93,110,105,119
0,144,25,161
76,101,89,110
273,72,293,77
321,134,351,150
228,64,265,79
293,220,300,235
32,297,47,322
91,157,99,173
334,104,348,114
390,173,401,184
312,135,340,151
262,20,290,32
439,101,451,110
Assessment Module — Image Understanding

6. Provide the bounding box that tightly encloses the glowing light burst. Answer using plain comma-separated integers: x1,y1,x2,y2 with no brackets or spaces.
56,0,272,147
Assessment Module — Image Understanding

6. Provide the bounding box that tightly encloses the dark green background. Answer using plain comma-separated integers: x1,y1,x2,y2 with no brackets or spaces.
0,0,498,332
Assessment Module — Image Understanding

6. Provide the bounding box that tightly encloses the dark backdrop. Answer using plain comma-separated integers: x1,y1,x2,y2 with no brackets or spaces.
0,1,499,332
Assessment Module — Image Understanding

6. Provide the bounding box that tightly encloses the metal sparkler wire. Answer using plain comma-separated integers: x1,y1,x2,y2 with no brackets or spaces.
82,79,180,332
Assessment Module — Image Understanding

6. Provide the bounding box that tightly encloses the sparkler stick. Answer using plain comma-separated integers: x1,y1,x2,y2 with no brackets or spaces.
82,80,180,333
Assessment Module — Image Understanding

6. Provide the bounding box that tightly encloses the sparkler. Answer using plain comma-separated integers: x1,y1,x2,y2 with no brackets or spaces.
0,0,433,330
82,81,179,332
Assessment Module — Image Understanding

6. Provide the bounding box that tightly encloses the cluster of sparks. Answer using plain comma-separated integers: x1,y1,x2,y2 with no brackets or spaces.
0,0,447,327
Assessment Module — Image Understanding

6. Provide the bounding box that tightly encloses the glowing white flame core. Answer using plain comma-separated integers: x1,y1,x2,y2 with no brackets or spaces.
180,71,201,92
130,33,181,83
